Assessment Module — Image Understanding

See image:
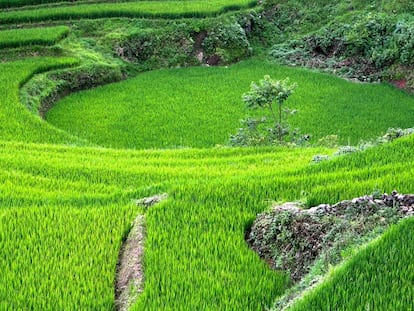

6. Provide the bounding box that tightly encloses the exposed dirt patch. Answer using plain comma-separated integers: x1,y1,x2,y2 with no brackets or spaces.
114,193,168,310
390,79,407,90
115,215,145,311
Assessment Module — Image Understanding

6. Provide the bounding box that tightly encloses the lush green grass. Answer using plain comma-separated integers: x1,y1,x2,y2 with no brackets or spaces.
0,204,135,310
0,57,85,145
0,26,69,48
0,0,255,9
47,58,414,149
288,217,414,310
1,1,414,309
0,0,102,9
0,0,256,24
3,54,414,308
1,129,414,309
0,141,327,309
2,56,414,310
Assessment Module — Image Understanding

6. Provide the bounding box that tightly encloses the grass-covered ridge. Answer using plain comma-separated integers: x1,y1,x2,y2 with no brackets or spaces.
0,57,85,145
47,58,414,149
0,26,69,48
0,0,255,9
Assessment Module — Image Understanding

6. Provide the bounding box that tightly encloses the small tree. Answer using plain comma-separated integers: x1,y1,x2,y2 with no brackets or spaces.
242,75,297,142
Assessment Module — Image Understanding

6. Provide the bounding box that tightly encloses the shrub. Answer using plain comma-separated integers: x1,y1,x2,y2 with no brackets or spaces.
202,18,250,64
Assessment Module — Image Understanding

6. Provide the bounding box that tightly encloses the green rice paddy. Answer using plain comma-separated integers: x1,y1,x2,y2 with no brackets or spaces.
0,26,69,48
1,0,414,309
47,59,414,149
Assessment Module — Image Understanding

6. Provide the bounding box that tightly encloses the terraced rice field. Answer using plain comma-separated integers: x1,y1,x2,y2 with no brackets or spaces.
0,0,256,24
1,0,414,310
47,59,414,148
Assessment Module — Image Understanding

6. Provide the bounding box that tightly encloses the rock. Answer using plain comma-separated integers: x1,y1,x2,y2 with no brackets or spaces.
136,193,168,208
397,194,405,201
401,206,409,214
275,202,302,214
196,51,203,63
307,204,330,215
248,190,414,287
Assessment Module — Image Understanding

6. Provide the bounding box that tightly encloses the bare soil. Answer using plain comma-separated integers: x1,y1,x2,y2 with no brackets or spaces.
115,215,145,311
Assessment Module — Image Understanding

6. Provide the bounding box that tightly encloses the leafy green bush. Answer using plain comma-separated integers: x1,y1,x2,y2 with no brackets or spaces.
117,25,197,69
230,75,306,146
270,12,414,82
387,17,414,64
117,19,250,69
202,18,250,64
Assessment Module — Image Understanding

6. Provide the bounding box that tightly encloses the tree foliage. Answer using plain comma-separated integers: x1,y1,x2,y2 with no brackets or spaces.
241,75,297,142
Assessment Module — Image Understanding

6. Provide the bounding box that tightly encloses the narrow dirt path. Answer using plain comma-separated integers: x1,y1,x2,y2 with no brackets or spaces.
115,214,145,311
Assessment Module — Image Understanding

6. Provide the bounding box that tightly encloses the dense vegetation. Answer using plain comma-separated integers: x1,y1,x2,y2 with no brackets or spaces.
1,0,414,310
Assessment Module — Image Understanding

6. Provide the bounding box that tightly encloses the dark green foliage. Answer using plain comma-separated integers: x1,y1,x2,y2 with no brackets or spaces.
116,19,250,69
202,18,251,64
270,12,414,83
383,0,414,13
117,25,198,70
382,20,414,64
